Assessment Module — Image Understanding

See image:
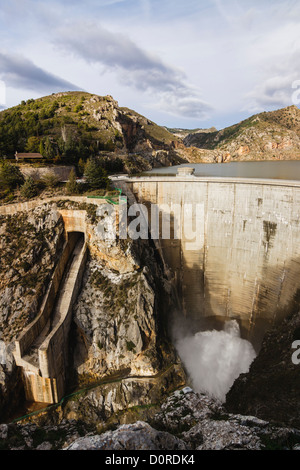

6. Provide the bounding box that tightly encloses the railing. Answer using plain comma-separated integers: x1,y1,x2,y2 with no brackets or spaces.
87,188,127,205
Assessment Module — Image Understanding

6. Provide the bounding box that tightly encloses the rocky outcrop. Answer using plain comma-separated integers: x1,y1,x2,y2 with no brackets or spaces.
181,105,300,162
71,237,181,384
0,206,65,418
0,197,184,423
3,388,299,450
225,309,300,429
66,421,188,450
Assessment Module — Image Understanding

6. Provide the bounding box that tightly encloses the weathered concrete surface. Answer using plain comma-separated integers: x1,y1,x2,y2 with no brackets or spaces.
117,176,300,346
20,166,75,182
0,196,106,217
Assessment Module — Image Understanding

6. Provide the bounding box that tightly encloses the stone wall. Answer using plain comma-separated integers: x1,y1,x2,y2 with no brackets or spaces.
21,165,75,182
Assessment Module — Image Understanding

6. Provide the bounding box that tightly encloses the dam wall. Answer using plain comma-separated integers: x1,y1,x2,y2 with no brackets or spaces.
118,175,300,345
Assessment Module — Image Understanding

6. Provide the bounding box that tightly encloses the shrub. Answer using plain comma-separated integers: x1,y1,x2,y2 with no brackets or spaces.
0,162,24,190
65,168,79,195
84,158,109,189
41,171,59,188
20,176,38,199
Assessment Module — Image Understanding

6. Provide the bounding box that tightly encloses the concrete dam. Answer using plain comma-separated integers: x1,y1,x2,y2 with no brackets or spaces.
116,170,300,349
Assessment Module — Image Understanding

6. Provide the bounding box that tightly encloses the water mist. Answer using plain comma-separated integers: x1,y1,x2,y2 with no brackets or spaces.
174,319,256,403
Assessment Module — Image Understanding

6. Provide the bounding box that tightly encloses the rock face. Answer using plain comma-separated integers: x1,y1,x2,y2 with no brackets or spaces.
0,198,184,423
66,202,181,384
66,421,188,450
181,105,300,163
3,388,298,450
0,205,65,418
225,310,300,429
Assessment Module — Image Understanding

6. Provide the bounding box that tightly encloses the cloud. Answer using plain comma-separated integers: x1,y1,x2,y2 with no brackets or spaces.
56,22,212,119
244,50,300,113
0,51,80,94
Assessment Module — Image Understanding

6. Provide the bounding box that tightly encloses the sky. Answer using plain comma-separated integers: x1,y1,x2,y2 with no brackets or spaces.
0,0,300,130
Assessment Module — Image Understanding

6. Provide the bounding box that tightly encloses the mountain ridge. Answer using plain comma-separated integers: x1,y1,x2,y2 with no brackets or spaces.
1,92,300,170
177,105,300,163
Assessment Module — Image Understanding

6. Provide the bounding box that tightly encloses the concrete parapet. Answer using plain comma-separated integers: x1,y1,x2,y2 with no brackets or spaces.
0,195,107,217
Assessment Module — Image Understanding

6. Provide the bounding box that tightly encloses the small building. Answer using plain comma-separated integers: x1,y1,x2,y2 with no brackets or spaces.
15,152,43,162
176,167,195,177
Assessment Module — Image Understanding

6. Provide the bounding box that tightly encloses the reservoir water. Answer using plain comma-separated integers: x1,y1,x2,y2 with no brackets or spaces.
144,160,300,181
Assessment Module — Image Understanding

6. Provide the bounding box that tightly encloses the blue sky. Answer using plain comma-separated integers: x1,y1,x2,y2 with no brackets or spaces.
0,0,299,129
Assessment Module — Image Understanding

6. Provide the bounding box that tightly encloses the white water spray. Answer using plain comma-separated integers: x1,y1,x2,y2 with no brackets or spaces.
175,320,256,402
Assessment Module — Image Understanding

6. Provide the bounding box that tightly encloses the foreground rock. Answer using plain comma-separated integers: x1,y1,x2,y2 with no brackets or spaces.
1,388,300,450
150,388,300,451
226,310,300,429
66,421,188,450
65,388,300,451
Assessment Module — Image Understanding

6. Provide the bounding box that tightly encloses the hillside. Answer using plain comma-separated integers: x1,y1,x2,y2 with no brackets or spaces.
1,95,300,171
0,91,185,174
180,105,300,163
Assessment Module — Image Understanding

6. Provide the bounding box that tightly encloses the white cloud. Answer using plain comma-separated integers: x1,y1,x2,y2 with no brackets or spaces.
56,22,213,119
0,50,80,93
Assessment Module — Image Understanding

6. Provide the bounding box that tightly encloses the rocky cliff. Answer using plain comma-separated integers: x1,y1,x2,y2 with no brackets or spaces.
180,105,300,163
0,206,65,417
225,309,300,429
1,388,299,450
0,199,185,423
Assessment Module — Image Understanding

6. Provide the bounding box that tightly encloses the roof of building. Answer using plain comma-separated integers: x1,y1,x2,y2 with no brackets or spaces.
15,153,43,159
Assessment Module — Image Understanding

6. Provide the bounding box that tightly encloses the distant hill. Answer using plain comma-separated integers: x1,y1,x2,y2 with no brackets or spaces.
0,91,185,174
1,93,300,172
179,105,300,163
165,127,217,139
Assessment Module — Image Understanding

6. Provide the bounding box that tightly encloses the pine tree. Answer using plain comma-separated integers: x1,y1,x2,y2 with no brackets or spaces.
39,139,44,156
84,158,109,189
0,162,24,190
65,168,79,195
20,176,38,199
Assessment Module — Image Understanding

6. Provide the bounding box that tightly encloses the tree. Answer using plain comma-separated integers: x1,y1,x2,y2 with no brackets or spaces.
44,137,55,159
84,158,109,189
41,170,59,188
65,168,79,195
39,139,44,156
20,176,38,199
25,136,40,153
78,158,85,176
0,162,24,190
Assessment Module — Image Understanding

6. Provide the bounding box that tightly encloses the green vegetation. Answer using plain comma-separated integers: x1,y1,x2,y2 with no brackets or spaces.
65,168,79,195
0,161,24,190
84,157,109,190
0,92,122,165
40,171,59,188
20,176,38,199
